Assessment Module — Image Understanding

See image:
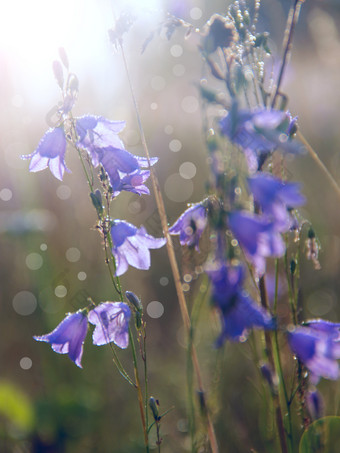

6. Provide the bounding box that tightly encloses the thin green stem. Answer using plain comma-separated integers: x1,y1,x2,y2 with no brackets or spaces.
142,327,149,441
74,134,149,451
129,327,149,452
259,276,288,453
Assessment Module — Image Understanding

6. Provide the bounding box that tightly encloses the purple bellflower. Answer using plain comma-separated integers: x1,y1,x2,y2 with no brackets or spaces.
110,220,166,276
22,127,69,181
287,322,340,383
88,302,131,349
76,115,126,167
220,107,302,172
169,203,208,251
248,172,305,231
98,146,157,197
34,310,88,368
76,116,157,196
206,262,275,345
228,211,285,276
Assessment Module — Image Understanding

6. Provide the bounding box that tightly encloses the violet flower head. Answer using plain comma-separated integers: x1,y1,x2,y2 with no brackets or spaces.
169,203,208,251
287,323,340,383
229,211,285,276
206,261,244,310
76,115,126,167
220,107,303,172
217,292,275,345
22,127,69,181
99,147,157,197
110,220,166,276
34,311,88,368
248,172,305,231
88,302,131,349
206,262,274,345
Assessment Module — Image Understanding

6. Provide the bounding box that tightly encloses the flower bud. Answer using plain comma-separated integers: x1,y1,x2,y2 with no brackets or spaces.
90,190,103,216
260,363,279,395
125,291,143,313
306,388,324,421
52,60,64,89
202,14,237,54
149,397,160,421
58,47,69,69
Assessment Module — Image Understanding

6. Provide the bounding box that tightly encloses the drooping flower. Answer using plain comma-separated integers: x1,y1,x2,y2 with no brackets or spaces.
110,220,166,276
34,311,88,368
287,322,340,383
22,127,69,181
76,116,158,196
228,211,285,276
169,203,208,251
248,172,305,231
206,261,275,345
76,115,126,166
88,302,131,349
220,107,303,172
98,146,157,197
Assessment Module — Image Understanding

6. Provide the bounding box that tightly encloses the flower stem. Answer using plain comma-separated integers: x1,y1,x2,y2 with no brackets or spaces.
259,276,288,453
271,0,304,108
119,43,219,453
74,137,149,451
297,130,340,203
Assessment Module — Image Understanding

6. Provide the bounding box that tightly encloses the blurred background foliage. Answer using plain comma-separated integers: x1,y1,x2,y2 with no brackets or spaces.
1,0,340,451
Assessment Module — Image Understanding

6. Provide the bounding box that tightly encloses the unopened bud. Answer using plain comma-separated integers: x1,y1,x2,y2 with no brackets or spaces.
306,388,324,421
306,228,321,270
58,47,69,69
90,190,103,216
149,397,160,421
52,60,64,89
202,14,237,54
125,291,143,313
260,363,279,395
290,259,296,276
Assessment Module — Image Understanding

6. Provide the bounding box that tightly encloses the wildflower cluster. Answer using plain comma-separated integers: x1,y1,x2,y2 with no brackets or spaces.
24,1,340,451
24,51,166,369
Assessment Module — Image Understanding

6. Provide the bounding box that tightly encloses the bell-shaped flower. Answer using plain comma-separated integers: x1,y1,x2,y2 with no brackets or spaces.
22,127,69,181
34,310,88,368
169,203,208,251
206,261,244,310
98,146,157,197
76,115,126,167
248,172,305,231
228,211,285,276
88,302,131,349
110,220,166,276
287,322,340,383
217,292,275,345
220,107,303,172
206,261,274,345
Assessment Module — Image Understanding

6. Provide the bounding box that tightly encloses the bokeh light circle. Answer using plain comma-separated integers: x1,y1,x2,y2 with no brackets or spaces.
13,291,37,316
26,253,43,270
20,357,32,370
147,301,164,318
179,162,197,179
